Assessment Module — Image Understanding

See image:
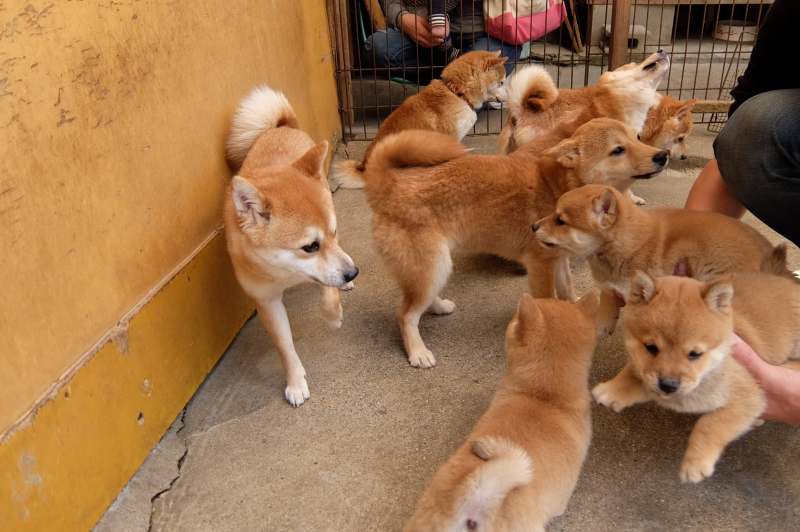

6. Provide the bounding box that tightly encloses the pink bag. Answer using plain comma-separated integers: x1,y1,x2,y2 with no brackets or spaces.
484,0,567,46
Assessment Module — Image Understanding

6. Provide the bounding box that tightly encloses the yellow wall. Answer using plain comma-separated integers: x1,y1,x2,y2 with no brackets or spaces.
0,0,340,529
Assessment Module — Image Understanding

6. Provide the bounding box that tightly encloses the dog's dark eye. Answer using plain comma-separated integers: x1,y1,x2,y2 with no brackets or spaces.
644,343,659,356
301,241,320,253
637,134,641,140
610,146,625,156
555,216,566,226
643,62,657,71
677,136,685,142
688,350,703,360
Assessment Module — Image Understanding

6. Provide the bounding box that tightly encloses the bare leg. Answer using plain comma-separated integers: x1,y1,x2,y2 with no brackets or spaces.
679,391,765,482
256,297,310,407
320,285,343,330
684,159,746,217
592,363,650,412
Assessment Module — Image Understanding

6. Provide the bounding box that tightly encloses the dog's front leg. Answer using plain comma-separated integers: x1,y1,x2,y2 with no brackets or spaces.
554,256,576,301
679,391,765,483
592,363,650,413
522,254,557,298
256,297,310,407
320,285,343,330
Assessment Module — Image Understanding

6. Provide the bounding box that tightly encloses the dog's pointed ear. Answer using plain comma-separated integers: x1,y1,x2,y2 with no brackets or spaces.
516,293,543,336
293,141,329,181
703,280,734,313
675,99,697,119
628,271,656,305
592,188,618,227
545,139,579,168
486,54,508,69
576,290,600,315
232,176,270,224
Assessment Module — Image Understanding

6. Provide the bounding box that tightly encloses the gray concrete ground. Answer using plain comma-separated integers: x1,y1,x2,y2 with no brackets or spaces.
96,129,800,532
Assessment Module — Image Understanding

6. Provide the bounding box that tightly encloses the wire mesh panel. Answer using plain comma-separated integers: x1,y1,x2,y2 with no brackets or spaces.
328,0,773,140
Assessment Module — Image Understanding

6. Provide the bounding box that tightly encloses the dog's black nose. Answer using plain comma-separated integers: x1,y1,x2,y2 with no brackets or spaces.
658,377,680,394
657,48,665,54
343,267,359,283
531,223,540,232
680,154,688,160
652,150,669,166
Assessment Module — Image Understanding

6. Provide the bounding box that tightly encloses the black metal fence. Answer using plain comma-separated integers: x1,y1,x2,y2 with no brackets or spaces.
327,0,773,140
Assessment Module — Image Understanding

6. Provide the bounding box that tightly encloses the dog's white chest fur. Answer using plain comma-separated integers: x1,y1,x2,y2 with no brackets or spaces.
455,100,478,140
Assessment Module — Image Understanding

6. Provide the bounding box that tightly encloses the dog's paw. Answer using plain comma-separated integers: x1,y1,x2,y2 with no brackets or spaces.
429,298,456,315
285,378,310,407
323,303,344,331
409,348,437,369
679,453,716,483
592,381,631,413
630,192,647,206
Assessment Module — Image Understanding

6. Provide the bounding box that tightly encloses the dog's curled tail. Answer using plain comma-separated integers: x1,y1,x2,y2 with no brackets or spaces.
364,130,468,184
507,64,558,116
452,437,534,530
332,159,366,189
226,85,299,168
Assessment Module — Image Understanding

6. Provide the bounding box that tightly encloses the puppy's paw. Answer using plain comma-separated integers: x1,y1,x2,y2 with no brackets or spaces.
285,377,310,407
592,381,632,413
679,452,716,483
428,298,456,315
629,192,647,205
409,348,437,369
323,303,344,330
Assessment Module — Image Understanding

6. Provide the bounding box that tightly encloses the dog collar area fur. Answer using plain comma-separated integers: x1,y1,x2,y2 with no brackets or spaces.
441,78,474,109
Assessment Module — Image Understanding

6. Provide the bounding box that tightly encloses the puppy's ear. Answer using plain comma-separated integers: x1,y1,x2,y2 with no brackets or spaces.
546,139,579,168
576,290,600,315
232,176,270,225
292,141,329,181
628,271,656,305
591,188,618,227
486,55,508,70
675,99,697,120
703,280,734,313
515,293,543,335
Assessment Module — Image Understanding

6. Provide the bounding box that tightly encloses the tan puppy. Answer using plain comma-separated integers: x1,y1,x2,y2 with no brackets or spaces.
640,96,697,161
334,50,507,189
498,51,670,154
594,272,800,482
533,184,787,292
224,86,359,406
362,119,667,368
405,291,622,531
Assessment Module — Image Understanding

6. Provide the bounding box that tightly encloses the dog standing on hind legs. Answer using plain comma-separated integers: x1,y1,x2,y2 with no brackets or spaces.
223,85,359,406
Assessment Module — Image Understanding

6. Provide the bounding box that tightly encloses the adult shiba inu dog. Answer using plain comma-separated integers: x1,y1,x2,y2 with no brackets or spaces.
224,85,359,406
333,50,507,190
362,118,667,368
498,51,670,154
532,184,788,293
594,272,800,482
405,291,622,531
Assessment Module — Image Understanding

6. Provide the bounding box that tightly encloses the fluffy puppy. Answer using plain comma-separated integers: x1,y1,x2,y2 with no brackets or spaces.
532,184,788,292
334,50,507,189
406,291,622,531
594,272,800,482
639,96,697,161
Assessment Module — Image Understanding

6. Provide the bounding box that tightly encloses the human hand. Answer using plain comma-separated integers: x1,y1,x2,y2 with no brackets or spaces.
430,18,450,41
731,334,800,426
399,12,441,47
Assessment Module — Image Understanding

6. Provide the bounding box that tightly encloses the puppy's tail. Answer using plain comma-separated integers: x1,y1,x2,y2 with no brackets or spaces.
364,130,468,185
226,85,299,168
332,159,366,189
507,64,558,116
451,437,534,530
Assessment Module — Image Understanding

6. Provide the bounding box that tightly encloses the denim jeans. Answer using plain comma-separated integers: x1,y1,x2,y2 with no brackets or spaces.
362,28,521,84
714,89,800,246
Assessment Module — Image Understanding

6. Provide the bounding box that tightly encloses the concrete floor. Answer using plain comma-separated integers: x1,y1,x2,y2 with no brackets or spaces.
96,129,800,532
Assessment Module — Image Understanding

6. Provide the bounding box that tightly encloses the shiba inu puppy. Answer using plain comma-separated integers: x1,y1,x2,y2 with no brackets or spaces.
405,291,622,531
333,50,507,189
594,272,800,482
498,51,670,154
224,85,359,406
362,118,667,368
533,184,787,292
639,96,697,161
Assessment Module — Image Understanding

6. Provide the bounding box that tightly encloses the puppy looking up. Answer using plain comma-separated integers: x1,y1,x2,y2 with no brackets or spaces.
334,50,507,189
224,86,359,406
362,119,667,368
594,272,800,482
533,184,788,292
405,291,622,531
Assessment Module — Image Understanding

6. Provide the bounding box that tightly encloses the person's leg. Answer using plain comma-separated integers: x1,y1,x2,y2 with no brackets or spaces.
713,89,800,246
684,159,746,217
460,33,522,76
